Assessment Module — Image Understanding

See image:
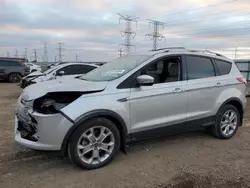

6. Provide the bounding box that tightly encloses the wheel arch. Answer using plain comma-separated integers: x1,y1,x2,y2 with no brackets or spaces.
217,97,244,126
61,109,129,154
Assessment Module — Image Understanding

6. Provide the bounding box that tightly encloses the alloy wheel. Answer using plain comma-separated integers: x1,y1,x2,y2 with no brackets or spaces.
220,109,237,136
76,126,115,165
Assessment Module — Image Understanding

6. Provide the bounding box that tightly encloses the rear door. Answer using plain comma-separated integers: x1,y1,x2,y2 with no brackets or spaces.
183,55,220,130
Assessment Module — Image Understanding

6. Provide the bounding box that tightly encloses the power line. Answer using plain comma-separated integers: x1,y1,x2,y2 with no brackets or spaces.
43,42,48,62
145,19,166,50
118,13,139,54
158,0,238,18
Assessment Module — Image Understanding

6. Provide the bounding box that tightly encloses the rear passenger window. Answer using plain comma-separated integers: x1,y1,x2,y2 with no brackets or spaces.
186,56,215,80
214,59,232,75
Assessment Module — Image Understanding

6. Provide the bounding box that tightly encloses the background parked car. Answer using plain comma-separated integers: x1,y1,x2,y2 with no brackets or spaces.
20,63,98,88
0,59,29,83
25,62,42,72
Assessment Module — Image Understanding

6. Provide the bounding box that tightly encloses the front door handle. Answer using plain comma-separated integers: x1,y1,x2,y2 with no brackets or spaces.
173,88,183,93
216,82,222,87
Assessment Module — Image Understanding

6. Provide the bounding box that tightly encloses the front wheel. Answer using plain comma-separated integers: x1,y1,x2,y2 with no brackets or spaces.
213,104,240,139
68,118,120,170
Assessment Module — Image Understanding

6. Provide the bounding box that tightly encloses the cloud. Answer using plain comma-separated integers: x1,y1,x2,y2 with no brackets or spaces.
0,0,250,61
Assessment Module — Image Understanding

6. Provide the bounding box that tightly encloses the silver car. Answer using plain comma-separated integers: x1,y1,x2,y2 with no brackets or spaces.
15,48,247,169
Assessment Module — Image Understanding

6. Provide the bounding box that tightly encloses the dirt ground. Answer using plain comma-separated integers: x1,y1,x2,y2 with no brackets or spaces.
1,83,250,188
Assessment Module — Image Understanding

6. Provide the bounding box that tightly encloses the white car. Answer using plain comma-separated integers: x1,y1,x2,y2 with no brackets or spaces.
20,63,98,88
25,63,42,72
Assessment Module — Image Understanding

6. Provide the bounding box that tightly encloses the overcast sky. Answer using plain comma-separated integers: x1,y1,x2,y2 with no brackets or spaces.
0,0,250,61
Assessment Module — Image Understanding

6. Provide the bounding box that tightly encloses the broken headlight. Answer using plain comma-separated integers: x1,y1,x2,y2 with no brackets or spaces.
33,92,83,114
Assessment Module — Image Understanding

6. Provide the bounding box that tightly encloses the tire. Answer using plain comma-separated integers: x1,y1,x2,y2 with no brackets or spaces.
212,104,240,139
68,118,120,170
8,73,22,83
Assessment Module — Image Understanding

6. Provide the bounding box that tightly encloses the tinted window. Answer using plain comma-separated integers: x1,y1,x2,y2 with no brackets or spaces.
57,64,96,75
81,65,97,73
214,59,232,75
186,56,215,80
57,65,75,75
71,65,97,74
0,60,21,66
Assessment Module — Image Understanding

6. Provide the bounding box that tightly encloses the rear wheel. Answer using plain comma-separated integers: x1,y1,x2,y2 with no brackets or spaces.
68,118,120,170
8,73,22,83
213,104,240,139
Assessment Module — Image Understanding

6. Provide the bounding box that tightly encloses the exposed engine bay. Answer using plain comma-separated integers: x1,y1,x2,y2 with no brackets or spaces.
33,92,84,114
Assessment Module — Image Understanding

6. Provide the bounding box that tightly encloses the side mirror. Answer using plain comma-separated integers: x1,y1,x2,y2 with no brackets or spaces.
57,71,65,76
136,75,154,86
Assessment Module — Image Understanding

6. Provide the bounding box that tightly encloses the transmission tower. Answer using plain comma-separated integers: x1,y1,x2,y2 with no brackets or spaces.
118,48,124,57
118,13,139,54
43,42,48,62
145,19,166,51
15,49,18,58
57,43,64,62
33,49,37,62
23,48,28,59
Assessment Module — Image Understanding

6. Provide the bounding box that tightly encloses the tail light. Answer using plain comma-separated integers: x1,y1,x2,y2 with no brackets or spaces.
236,77,247,86
24,64,30,71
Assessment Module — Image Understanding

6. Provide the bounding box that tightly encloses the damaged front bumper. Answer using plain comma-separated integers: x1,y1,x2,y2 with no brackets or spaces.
15,100,74,151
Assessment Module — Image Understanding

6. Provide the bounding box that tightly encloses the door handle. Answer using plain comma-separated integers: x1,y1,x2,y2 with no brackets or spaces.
215,82,222,87
173,88,183,93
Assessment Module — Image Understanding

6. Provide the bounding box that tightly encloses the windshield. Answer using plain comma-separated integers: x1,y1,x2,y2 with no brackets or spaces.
79,55,151,81
43,66,58,74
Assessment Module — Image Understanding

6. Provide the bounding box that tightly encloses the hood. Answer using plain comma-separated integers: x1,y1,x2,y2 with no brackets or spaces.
33,74,53,82
27,70,43,77
21,78,108,100
22,71,43,80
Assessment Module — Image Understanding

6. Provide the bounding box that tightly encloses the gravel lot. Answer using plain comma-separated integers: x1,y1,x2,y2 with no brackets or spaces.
1,83,250,188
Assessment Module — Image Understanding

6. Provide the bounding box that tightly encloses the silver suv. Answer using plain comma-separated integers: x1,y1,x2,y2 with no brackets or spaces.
15,48,247,169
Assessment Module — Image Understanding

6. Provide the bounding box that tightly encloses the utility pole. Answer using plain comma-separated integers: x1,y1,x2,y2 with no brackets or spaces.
15,49,18,58
118,48,124,57
23,48,28,59
118,13,139,54
7,52,10,57
57,43,64,62
234,47,238,59
76,53,78,62
43,42,48,62
145,19,166,51
54,56,57,63
33,49,37,62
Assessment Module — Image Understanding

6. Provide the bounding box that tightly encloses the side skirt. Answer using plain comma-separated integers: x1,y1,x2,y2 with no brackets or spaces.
127,116,216,143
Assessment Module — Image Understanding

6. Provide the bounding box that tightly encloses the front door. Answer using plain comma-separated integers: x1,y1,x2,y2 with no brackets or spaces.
129,56,188,141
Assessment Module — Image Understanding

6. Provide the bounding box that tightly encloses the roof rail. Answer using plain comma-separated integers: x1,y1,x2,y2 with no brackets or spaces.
188,50,226,58
150,47,186,52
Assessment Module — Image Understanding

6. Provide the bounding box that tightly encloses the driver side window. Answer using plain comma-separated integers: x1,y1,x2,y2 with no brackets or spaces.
140,56,181,84
117,56,182,89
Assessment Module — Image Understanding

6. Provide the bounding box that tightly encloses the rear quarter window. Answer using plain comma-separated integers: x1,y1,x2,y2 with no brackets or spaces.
214,59,232,75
